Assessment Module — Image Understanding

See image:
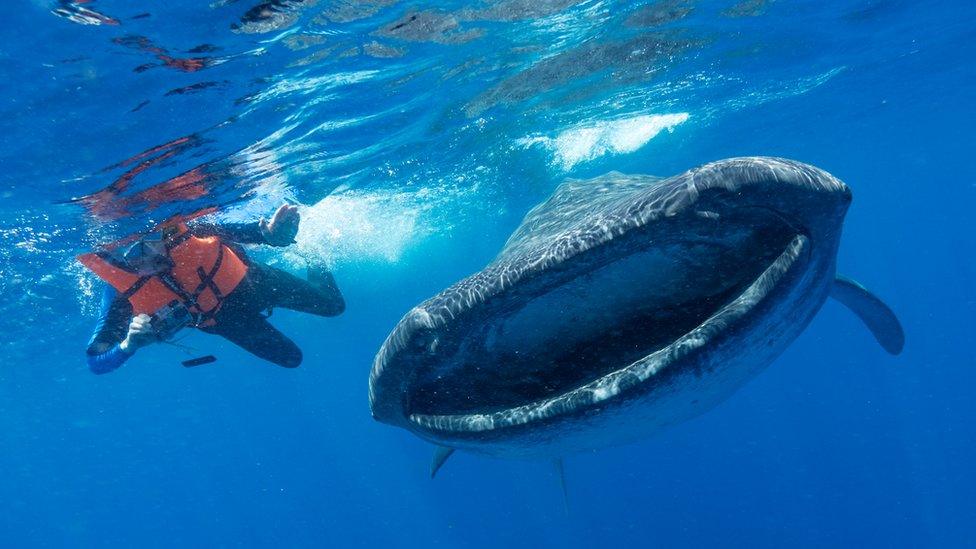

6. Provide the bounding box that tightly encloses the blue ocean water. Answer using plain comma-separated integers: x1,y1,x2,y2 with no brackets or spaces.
0,0,973,546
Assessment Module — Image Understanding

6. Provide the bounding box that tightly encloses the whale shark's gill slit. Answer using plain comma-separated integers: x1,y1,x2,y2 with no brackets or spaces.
408,211,798,418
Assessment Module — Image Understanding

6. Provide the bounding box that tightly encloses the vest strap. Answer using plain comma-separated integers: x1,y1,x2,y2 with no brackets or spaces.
196,245,225,296
121,275,153,300
192,245,227,324
157,271,198,309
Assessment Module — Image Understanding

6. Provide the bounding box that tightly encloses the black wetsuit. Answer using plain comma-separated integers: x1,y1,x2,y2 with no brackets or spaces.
86,221,344,373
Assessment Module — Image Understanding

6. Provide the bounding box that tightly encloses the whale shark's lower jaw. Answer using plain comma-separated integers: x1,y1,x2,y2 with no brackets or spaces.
406,232,810,435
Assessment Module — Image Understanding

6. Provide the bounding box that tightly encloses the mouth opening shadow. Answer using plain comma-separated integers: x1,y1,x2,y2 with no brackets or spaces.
409,212,797,417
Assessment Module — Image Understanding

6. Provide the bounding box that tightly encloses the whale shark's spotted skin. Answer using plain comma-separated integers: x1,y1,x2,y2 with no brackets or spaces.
370,157,901,459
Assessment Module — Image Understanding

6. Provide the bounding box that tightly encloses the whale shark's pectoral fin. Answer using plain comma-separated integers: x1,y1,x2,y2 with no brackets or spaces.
830,275,905,355
553,458,569,514
430,446,455,479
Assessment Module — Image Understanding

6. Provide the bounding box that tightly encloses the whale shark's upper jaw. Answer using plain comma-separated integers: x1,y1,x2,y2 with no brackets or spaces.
369,157,850,438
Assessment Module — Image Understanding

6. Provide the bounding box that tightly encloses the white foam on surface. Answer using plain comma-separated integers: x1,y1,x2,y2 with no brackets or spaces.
520,113,689,170
286,190,424,266
255,185,469,269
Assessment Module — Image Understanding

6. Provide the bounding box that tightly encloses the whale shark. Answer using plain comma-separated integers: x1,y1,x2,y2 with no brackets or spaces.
369,157,903,472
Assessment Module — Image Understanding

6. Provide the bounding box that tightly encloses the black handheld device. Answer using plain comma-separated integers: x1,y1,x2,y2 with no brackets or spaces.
182,355,217,368
150,300,192,341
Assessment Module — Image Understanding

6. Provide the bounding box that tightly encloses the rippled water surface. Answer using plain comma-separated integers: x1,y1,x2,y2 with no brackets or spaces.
0,1,974,547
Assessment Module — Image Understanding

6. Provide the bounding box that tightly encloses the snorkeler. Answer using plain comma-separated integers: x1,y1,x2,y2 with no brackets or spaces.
80,204,345,374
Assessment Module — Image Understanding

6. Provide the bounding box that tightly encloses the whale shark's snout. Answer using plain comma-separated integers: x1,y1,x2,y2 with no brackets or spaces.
370,157,881,458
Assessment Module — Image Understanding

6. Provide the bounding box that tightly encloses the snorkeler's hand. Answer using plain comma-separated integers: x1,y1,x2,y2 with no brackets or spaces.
120,314,156,354
260,204,300,246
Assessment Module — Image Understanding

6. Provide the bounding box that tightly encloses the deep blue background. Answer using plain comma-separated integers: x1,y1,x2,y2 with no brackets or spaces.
0,1,973,547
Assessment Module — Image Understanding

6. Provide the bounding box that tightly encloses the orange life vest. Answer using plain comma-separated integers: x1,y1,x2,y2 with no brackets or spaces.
78,223,248,327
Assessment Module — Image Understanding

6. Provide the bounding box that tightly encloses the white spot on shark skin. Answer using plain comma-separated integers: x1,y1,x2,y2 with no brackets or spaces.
592,386,611,401
519,113,690,170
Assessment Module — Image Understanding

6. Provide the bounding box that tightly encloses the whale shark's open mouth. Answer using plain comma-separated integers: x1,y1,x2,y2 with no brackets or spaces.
402,207,808,433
